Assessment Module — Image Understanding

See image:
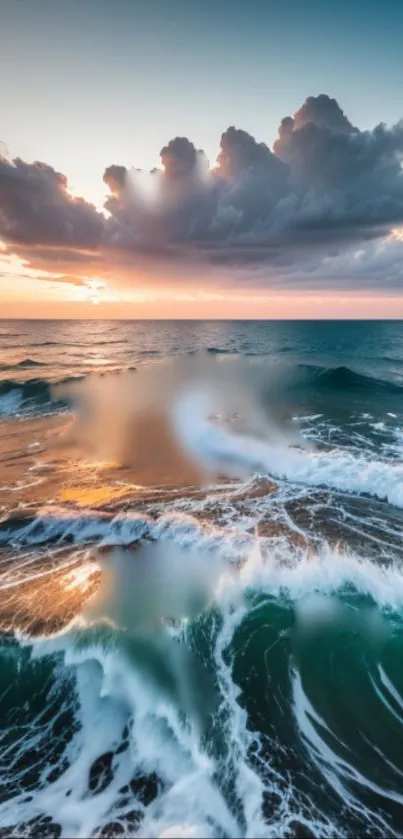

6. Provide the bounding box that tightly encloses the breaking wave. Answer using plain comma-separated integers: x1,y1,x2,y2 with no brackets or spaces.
1,359,403,419
2,523,403,838
2,328,403,838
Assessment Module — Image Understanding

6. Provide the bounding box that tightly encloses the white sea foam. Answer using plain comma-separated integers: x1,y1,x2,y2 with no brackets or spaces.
49,355,403,507
4,499,403,611
172,385,403,507
3,325,403,838
291,669,402,837
3,526,403,838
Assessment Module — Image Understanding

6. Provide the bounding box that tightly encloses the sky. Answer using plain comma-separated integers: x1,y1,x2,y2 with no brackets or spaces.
1,0,403,319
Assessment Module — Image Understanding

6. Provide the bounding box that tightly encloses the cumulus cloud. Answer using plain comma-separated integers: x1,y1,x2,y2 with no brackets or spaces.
0,155,104,250
103,164,127,195
160,136,198,178
1,94,403,292
290,94,358,134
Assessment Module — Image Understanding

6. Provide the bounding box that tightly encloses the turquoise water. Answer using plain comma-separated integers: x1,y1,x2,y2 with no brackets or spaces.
1,320,403,837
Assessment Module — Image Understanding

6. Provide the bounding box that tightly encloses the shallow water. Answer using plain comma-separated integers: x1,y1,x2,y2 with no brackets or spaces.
1,319,403,838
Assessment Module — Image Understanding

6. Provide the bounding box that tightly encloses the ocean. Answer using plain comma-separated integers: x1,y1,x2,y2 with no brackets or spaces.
1,319,403,838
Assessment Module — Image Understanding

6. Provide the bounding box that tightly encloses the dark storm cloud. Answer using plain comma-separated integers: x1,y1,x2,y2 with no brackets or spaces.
1,94,403,290
208,99,403,251
103,136,213,253
99,97,403,265
103,164,127,195
262,236,403,293
0,154,105,249
216,126,287,179
160,137,198,178
290,94,358,134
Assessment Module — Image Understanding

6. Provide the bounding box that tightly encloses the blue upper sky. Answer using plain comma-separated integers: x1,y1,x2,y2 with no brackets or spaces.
1,0,403,205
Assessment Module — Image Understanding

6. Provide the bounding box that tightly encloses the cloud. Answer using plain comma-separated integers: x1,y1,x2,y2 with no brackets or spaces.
0,154,104,250
1,94,403,293
103,164,127,195
289,94,358,134
160,137,198,178
47,274,89,287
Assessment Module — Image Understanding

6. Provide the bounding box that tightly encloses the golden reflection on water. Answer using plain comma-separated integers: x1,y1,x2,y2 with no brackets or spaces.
59,484,132,506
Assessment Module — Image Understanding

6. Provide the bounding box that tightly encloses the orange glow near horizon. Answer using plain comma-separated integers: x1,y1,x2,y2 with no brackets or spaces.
2,245,403,320
2,283,403,320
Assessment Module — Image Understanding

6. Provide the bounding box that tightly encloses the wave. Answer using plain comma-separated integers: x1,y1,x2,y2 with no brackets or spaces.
2,529,403,837
32,341,61,348
15,357,399,506
2,339,127,352
377,354,403,366
3,335,403,837
296,364,403,395
186,417,403,507
0,341,62,349
0,389,23,417
0,376,83,416
0,508,251,561
3,505,403,611
206,347,232,355
0,358,47,371
1,358,402,422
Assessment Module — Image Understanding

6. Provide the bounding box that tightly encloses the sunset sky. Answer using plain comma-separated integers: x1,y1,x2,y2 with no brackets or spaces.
1,0,403,319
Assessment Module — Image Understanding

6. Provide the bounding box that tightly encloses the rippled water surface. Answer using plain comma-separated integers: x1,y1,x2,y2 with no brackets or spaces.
1,319,403,838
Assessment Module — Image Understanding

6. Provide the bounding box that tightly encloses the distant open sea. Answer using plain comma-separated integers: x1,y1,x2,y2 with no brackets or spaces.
2,319,403,838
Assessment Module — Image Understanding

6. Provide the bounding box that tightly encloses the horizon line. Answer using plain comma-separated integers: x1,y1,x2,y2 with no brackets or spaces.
1,316,403,323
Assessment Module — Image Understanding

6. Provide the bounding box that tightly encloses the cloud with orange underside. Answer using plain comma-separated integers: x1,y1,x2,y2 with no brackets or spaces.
0,93,403,300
